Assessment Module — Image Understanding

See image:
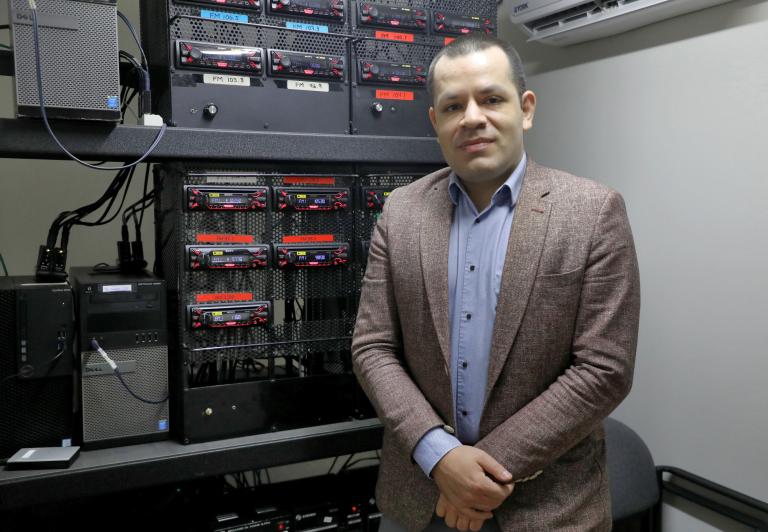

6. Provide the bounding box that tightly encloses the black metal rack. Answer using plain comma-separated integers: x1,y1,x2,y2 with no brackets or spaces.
0,33,437,514
0,418,383,511
0,118,444,163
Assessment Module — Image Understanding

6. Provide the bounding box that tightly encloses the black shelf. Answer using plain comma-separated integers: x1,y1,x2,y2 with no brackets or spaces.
0,418,383,511
0,118,444,164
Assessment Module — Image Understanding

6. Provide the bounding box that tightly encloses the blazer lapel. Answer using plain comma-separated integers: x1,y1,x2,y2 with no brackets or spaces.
420,177,454,370
485,162,552,401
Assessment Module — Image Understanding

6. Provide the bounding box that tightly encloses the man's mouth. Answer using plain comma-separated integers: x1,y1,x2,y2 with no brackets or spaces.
458,138,494,153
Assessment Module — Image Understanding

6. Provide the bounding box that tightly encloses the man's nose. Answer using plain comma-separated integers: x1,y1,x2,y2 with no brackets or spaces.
460,99,487,128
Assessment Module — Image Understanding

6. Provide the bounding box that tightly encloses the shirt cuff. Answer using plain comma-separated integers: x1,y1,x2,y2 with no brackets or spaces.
412,427,462,478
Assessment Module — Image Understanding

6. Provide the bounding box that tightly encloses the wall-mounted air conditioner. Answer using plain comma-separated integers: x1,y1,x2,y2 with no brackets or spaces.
508,0,735,46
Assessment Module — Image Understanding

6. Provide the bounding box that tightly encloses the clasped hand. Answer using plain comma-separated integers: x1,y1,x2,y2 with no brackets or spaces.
432,446,514,531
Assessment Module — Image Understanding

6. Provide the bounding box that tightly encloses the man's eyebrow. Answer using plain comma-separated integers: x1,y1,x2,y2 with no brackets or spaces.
437,84,511,105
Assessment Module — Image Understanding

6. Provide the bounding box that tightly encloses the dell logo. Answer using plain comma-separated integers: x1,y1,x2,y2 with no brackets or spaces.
513,2,529,14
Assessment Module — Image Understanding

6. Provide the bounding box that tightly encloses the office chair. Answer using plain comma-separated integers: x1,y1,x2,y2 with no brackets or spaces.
606,417,660,531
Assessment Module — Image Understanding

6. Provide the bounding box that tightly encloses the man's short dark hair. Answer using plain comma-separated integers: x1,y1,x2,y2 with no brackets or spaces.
427,34,527,104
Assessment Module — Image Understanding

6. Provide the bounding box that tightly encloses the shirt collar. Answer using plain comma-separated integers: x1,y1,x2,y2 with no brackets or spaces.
448,152,527,209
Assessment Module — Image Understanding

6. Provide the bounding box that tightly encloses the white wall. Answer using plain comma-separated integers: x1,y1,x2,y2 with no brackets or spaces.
498,1,768,530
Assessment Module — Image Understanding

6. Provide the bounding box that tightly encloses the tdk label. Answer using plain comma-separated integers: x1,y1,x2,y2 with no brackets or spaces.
107,96,119,109
158,419,168,431
513,2,529,14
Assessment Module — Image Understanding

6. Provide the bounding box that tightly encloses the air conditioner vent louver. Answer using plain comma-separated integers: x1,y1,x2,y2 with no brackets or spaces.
509,0,735,46
525,1,599,33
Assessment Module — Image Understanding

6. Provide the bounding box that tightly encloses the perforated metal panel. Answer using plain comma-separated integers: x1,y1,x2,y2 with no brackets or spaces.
356,173,419,245
80,344,170,444
155,164,360,380
10,0,120,119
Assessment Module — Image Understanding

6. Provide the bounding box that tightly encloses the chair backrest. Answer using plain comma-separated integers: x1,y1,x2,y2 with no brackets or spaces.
605,417,660,521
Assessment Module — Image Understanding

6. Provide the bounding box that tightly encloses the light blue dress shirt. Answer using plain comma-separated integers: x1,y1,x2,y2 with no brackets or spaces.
412,154,527,477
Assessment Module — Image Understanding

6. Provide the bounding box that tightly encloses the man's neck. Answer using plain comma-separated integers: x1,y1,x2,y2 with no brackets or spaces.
461,175,508,213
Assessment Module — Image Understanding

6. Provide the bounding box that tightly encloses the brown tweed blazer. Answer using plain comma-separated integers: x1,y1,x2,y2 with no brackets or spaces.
352,161,640,531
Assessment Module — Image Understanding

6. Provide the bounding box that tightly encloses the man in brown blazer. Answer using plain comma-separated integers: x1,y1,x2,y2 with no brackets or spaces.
352,34,640,532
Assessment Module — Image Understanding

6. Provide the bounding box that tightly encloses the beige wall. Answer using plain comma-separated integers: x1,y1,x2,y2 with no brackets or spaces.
499,1,768,530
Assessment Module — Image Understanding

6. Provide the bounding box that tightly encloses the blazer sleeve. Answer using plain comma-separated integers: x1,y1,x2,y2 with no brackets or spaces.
352,191,447,456
475,189,641,480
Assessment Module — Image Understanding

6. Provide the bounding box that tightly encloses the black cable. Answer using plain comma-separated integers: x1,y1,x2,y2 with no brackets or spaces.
47,166,134,250
75,167,137,227
56,166,136,258
341,457,380,472
338,454,355,473
327,456,339,475
139,165,151,227
28,4,166,171
117,11,148,69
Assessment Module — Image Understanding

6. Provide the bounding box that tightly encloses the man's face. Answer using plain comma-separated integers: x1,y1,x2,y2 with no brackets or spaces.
429,46,536,186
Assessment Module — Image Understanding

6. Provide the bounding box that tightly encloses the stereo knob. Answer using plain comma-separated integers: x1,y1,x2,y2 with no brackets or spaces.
371,102,384,114
280,56,292,68
203,103,219,119
280,0,290,5
190,47,203,60
369,64,380,75
368,6,378,17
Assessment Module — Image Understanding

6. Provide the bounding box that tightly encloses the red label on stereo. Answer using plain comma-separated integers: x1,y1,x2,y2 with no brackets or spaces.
283,234,335,243
374,31,414,43
195,293,254,303
375,90,414,101
283,176,336,185
196,234,255,244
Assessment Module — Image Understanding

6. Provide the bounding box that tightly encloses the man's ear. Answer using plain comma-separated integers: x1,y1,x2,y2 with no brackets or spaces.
521,90,536,131
429,106,437,132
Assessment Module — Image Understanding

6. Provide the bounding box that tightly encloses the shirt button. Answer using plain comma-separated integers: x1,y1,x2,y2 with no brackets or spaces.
466,313,472,320
462,361,468,369
469,265,475,272
462,410,468,416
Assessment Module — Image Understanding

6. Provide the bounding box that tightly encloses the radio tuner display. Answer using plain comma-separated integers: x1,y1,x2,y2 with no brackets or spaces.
275,242,350,269
177,41,264,74
185,186,269,211
187,245,270,270
359,60,426,86
358,3,426,31
275,187,350,211
433,12,494,36
269,49,345,80
189,302,271,329
268,0,344,20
